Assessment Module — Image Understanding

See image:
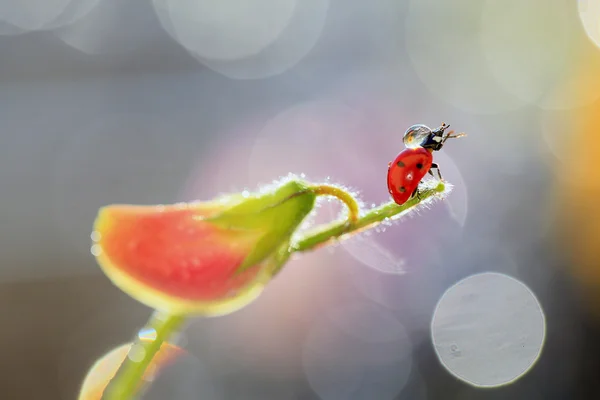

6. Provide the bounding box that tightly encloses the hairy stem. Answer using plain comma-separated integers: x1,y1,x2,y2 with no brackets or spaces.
310,184,361,223
293,182,445,252
99,181,445,399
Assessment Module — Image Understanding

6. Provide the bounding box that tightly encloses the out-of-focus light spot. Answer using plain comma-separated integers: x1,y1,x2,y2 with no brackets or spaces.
0,0,99,34
153,0,328,79
480,0,570,105
302,301,413,400
90,244,102,256
555,97,600,319
127,343,146,363
0,0,71,30
431,272,546,387
579,0,600,50
246,100,360,179
539,109,572,162
179,118,269,201
536,2,600,110
54,0,157,55
52,113,185,264
328,301,408,343
183,95,464,294
0,19,25,35
405,0,527,114
240,99,465,279
77,340,185,400
154,0,295,61
43,0,101,30
398,370,429,400
341,235,408,275
538,55,600,110
61,309,218,400
80,340,220,400
428,151,468,228
341,164,465,273
347,257,445,319
457,384,543,400
245,100,400,273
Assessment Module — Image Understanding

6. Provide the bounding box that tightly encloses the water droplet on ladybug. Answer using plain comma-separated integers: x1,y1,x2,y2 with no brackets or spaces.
403,124,432,149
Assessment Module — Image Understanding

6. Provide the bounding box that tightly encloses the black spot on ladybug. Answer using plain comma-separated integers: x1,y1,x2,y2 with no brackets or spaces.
416,163,423,169
396,161,405,167
399,186,406,193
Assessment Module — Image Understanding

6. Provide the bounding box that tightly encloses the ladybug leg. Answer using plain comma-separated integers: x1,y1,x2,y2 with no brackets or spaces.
442,131,467,144
411,187,422,201
428,163,444,181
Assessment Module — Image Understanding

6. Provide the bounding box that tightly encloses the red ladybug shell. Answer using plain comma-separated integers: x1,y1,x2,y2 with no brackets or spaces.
387,147,433,205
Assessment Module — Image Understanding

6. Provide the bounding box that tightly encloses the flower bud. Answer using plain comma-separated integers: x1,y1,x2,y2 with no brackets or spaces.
92,179,316,316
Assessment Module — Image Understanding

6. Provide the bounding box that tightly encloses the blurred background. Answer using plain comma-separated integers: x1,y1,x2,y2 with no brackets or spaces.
1,0,599,399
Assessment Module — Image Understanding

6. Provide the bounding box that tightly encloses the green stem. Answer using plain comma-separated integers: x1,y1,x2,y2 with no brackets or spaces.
310,184,360,223
101,311,186,400
293,182,445,252
99,181,445,399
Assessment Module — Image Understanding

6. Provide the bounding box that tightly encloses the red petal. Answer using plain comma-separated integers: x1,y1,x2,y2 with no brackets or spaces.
93,204,267,314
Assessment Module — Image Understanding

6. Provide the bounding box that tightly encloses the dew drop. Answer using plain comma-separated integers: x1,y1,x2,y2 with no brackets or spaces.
90,231,101,242
90,244,102,256
242,190,250,198
128,343,146,363
138,328,157,340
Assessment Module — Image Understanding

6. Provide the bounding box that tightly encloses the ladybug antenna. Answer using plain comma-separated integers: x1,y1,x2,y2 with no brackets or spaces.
433,123,451,135
442,130,467,144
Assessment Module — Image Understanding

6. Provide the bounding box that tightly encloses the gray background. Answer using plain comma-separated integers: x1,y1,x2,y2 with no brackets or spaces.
0,0,598,399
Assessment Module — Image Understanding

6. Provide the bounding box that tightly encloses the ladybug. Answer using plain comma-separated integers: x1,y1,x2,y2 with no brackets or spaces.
387,123,465,205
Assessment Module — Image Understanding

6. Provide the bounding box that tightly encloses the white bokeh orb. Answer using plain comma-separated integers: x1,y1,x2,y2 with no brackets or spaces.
431,272,546,387
578,0,600,50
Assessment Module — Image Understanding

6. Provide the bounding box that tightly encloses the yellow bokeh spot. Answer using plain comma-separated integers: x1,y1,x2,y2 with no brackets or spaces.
553,46,600,318
78,339,184,400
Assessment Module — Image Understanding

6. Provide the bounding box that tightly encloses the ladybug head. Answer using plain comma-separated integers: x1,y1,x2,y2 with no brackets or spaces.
403,123,466,151
422,123,450,151
422,123,466,151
